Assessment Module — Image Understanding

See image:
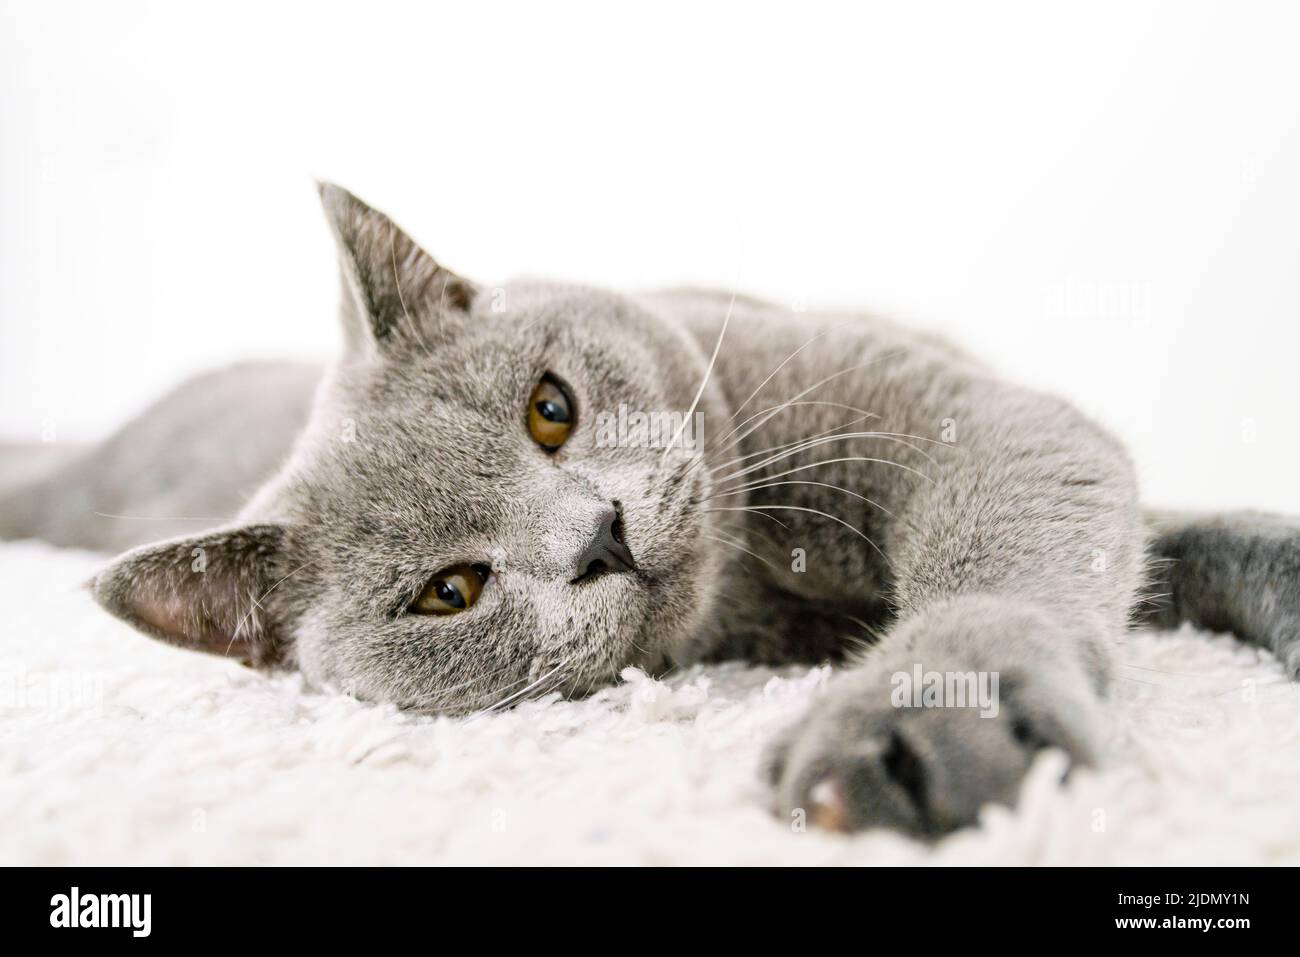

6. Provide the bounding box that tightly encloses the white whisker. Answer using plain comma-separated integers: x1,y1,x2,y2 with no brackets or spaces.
703,506,790,530
705,533,782,574
719,456,931,499
718,429,942,482
712,426,943,481
226,558,320,658
707,503,891,566
721,323,856,427
717,518,785,552
92,512,228,522
713,350,907,452
711,412,879,473
709,479,895,519
714,400,881,458
715,437,935,486
471,654,577,717
662,292,736,464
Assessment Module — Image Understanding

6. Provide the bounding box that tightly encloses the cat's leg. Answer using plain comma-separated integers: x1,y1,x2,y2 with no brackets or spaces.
765,395,1145,835
1141,510,1300,677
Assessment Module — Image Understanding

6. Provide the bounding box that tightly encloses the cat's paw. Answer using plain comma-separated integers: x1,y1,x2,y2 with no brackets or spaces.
765,658,1101,836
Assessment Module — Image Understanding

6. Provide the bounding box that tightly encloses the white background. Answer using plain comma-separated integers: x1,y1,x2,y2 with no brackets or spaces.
1,0,1297,511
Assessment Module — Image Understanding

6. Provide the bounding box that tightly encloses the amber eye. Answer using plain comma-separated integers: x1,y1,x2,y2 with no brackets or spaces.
410,564,489,615
527,375,574,451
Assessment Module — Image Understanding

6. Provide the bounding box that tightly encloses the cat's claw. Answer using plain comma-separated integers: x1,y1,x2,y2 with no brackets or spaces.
806,777,853,833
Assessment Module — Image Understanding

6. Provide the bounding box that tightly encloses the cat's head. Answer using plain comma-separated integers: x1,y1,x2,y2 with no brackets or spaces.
92,184,730,713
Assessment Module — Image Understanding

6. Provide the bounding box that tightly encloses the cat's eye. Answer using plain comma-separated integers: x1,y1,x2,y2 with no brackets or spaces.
410,564,490,615
528,375,574,451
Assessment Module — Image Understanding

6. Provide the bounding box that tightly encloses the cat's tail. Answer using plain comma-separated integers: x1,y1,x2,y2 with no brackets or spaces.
1138,510,1300,676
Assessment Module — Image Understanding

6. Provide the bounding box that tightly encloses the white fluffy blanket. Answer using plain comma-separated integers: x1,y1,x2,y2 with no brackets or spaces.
2,539,1297,865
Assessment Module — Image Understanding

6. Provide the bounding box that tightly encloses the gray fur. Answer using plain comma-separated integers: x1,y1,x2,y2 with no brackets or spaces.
4,183,1297,836
1140,510,1300,678
0,362,319,552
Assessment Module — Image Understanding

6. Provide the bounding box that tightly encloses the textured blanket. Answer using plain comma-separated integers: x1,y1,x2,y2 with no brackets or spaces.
2,540,1296,865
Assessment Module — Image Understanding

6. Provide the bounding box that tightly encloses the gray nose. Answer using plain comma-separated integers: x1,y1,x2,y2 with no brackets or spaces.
572,506,637,581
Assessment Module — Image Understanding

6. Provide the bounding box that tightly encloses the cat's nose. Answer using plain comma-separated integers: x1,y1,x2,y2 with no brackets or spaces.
572,506,637,581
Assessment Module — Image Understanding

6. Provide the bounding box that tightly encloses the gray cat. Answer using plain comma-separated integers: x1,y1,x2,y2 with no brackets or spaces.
3,184,1297,836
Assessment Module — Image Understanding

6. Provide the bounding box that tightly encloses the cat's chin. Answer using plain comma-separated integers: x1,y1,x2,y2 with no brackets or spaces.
551,648,675,702
539,591,690,702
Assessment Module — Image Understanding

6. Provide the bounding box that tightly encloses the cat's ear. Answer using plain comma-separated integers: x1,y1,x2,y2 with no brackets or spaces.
317,182,478,355
91,524,298,667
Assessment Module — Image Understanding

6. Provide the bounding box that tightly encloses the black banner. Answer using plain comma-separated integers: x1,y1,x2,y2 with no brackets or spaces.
0,866,1281,944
